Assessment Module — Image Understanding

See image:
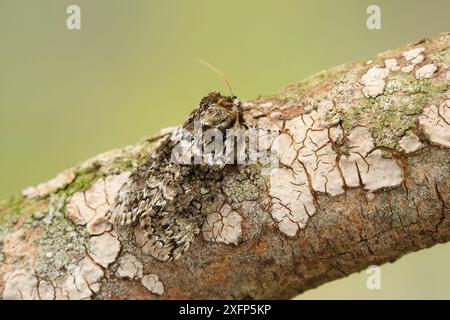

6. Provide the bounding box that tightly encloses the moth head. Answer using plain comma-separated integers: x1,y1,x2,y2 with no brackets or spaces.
199,92,242,130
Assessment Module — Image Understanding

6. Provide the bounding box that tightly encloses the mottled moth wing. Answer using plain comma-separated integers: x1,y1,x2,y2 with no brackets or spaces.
107,92,242,261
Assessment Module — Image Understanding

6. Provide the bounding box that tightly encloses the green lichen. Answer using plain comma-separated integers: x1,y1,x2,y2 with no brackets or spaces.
0,195,24,225
338,73,446,149
30,139,161,281
0,195,49,241
0,202,46,271
54,138,157,198
0,134,161,278
0,196,24,242
428,46,450,65
107,148,150,173
61,163,102,196
109,158,135,172
340,99,373,132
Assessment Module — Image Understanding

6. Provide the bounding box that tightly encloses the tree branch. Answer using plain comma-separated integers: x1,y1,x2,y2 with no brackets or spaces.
0,33,449,300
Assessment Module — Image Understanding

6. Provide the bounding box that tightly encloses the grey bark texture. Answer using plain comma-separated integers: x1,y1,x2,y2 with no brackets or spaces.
0,33,449,300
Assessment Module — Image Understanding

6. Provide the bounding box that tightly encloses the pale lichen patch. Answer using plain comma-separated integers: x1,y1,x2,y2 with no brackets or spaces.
141,274,164,296
346,126,375,156
57,257,104,300
116,253,143,280
401,65,415,73
411,54,425,65
104,173,131,204
285,103,345,196
272,133,296,167
88,233,121,268
338,127,403,191
297,127,344,196
419,101,450,148
398,133,423,153
262,96,403,235
362,150,403,191
269,166,315,237
37,280,55,300
0,134,164,300
66,192,95,226
402,47,425,61
2,269,38,300
385,58,400,71
67,172,130,235
361,66,390,98
202,203,242,245
415,64,438,79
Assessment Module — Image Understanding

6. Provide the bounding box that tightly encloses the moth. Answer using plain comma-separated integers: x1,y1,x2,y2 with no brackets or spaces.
107,91,244,261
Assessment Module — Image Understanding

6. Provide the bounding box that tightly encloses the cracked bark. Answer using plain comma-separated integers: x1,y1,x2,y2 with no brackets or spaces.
0,33,449,300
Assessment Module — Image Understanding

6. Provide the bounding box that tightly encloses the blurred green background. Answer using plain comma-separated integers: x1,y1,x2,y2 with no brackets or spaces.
0,0,449,299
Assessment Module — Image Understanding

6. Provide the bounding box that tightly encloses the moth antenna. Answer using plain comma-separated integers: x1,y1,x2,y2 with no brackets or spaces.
196,58,234,97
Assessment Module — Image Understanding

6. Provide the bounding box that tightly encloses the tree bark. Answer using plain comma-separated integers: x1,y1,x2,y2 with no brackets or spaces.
0,33,449,300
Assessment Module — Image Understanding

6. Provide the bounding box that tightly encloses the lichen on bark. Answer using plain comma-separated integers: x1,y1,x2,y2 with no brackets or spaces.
0,33,449,300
